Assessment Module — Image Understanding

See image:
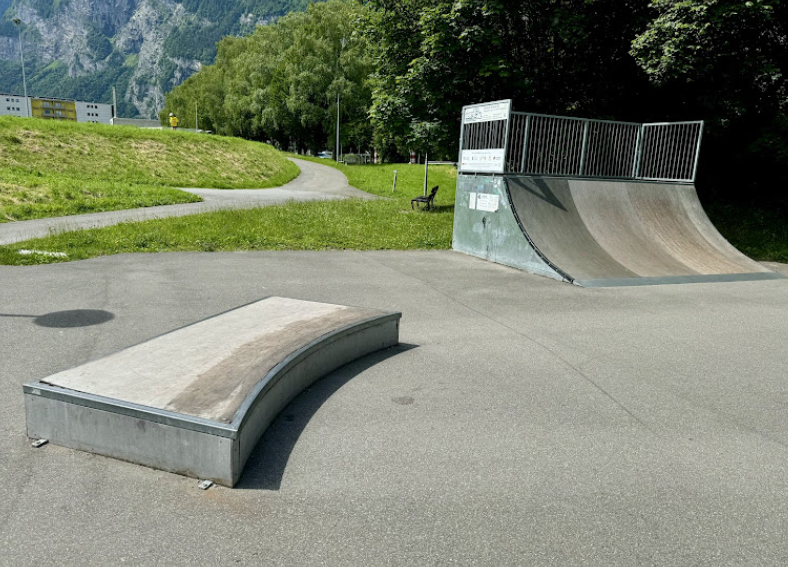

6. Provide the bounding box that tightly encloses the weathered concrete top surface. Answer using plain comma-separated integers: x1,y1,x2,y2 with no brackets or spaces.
507,176,771,282
41,297,383,423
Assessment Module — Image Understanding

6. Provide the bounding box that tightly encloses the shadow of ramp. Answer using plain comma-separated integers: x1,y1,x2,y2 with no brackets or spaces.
236,343,418,490
514,176,568,211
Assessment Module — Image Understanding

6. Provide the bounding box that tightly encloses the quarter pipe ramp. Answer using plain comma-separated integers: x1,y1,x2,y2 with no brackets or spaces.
453,174,782,287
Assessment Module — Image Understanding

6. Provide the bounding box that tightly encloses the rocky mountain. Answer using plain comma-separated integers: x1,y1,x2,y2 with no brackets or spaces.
0,0,310,118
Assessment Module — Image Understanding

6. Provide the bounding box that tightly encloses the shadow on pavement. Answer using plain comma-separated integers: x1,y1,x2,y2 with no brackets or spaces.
0,309,115,328
236,342,418,491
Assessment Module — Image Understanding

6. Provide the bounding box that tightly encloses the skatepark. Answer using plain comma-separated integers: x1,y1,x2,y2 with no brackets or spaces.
3,103,788,564
3,250,788,564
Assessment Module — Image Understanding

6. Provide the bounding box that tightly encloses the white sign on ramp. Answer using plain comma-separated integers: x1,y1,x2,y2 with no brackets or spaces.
460,149,506,173
476,193,500,212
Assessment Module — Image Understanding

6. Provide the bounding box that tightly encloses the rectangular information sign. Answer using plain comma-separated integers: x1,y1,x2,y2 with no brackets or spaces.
476,193,500,212
462,100,512,125
460,149,506,173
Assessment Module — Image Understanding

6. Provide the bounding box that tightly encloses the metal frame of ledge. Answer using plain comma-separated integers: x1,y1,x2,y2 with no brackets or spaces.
24,301,401,487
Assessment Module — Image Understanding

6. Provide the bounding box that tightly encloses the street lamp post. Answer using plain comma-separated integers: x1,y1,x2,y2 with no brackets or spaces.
12,18,29,118
335,37,346,164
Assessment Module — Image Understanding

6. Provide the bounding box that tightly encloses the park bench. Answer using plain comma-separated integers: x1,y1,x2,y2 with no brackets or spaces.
24,297,401,487
411,186,439,211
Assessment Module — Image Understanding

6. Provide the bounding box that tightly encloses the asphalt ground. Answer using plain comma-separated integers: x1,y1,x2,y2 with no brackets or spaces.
2,250,788,565
0,158,373,245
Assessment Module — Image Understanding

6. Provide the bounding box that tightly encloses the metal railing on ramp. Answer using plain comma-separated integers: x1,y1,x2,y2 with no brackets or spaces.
459,100,703,183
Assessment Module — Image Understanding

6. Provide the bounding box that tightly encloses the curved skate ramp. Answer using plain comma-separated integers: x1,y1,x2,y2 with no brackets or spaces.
508,176,779,286
452,174,782,287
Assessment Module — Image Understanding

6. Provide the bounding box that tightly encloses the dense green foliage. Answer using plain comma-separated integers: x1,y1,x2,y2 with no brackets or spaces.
364,0,654,160
163,0,373,155
631,0,788,202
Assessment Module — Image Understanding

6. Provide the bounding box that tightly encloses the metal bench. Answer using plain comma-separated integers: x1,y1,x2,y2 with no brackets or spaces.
411,186,439,211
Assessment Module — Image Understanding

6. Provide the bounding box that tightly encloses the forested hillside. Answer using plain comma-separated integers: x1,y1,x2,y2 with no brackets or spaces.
0,0,314,118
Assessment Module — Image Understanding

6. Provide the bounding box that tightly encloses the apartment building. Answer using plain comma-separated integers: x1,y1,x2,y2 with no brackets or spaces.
1,94,113,124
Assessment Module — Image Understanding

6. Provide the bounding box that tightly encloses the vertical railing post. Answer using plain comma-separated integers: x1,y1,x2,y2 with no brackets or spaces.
691,121,704,183
458,108,466,171
520,115,531,174
502,109,513,173
578,120,590,176
632,124,644,179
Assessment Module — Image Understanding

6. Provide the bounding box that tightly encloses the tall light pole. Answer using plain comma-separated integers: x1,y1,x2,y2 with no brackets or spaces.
12,18,29,118
335,37,345,163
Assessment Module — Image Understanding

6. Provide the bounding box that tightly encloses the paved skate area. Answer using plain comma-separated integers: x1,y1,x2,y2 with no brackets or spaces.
2,250,788,564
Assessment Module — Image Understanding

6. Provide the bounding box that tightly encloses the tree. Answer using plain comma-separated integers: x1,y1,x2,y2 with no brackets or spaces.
163,0,374,155
364,0,654,160
631,0,788,201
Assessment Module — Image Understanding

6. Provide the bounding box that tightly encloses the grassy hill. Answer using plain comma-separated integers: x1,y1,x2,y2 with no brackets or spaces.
0,117,299,222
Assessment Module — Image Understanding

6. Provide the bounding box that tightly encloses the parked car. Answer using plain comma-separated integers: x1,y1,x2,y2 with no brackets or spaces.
317,151,333,159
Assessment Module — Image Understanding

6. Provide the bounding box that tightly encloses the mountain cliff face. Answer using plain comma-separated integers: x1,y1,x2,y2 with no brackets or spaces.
0,0,308,117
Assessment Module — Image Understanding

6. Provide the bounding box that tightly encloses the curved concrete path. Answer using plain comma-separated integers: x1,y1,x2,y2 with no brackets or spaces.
0,158,374,245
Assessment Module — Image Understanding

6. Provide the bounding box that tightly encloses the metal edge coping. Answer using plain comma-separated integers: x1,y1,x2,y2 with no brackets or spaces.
576,272,786,288
22,382,238,438
231,311,402,430
457,173,696,186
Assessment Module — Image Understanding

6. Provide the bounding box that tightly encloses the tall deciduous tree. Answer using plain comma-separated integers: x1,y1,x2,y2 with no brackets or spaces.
364,0,654,159
163,0,373,155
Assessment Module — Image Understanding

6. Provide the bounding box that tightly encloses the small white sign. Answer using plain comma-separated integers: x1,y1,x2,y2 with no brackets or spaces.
462,100,512,125
460,149,506,173
476,193,500,212
469,192,477,209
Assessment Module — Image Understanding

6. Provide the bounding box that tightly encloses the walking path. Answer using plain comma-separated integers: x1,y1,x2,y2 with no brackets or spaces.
0,158,374,245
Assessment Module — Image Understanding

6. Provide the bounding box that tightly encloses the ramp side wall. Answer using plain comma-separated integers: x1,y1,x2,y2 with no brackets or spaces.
452,174,563,282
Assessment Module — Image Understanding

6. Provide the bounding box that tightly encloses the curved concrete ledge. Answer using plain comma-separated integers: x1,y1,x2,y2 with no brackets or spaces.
23,297,401,486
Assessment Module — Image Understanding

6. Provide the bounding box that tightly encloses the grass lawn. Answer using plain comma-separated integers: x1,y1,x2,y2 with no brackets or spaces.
0,160,457,265
0,117,298,222
706,202,788,263
3,137,786,266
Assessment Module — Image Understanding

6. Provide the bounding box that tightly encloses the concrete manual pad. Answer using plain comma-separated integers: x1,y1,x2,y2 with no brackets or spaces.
23,296,401,486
